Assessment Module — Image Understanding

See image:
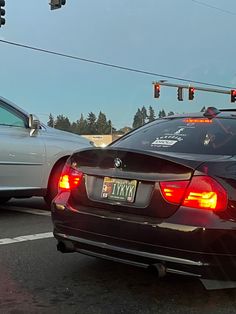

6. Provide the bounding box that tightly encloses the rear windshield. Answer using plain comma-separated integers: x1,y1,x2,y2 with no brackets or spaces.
113,117,236,155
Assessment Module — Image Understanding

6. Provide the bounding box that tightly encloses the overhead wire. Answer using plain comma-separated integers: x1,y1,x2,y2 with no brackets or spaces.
190,0,236,16
0,39,235,90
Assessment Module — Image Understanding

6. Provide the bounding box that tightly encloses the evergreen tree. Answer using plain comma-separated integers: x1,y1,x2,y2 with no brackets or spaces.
96,111,109,134
148,106,155,122
47,113,54,128
106,119,113,135
167,111,175,116
87,112,97,134
132,109,143,129
158,109,166,118
54,114,71,131
77,114,88,135
141,106,147,125
70,122,78,134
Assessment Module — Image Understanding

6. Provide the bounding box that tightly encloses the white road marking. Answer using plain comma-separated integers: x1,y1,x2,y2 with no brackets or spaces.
0,232,53,246
1,206,51,216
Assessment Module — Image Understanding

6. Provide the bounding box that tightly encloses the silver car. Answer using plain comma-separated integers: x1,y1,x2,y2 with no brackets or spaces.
0,96,93,205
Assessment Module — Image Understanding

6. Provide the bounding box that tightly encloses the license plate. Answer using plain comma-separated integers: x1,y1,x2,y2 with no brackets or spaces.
101,177,137,203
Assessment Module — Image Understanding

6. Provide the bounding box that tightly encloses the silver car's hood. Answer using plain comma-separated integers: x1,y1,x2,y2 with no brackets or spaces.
42,124,92,145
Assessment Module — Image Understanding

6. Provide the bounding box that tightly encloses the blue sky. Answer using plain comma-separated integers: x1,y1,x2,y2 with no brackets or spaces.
0,0,236,129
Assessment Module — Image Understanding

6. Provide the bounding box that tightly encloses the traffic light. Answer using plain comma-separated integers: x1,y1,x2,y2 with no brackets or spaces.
0,0,5,27
177,87,183,101
50,0,66,10
188,87,195,100
231,89,236,103
154,84,160,98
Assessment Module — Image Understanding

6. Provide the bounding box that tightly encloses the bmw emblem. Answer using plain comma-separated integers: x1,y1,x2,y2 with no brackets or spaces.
114,158,122,168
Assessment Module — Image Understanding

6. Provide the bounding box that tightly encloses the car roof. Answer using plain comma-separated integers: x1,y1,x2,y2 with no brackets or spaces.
0,96,29,117
165,107,236,120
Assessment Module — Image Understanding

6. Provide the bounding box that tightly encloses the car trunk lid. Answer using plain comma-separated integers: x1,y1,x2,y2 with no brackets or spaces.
68,148,228,218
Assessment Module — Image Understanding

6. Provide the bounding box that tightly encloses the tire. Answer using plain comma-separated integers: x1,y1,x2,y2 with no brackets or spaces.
0,197,11,205
44,161,65,207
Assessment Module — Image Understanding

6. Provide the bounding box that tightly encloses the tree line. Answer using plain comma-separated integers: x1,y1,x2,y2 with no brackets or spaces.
132,106,174,129
47,106,175,135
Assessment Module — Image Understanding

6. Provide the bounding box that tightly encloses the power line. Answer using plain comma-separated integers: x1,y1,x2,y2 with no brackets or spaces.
0,39,235,90
190,0,236,16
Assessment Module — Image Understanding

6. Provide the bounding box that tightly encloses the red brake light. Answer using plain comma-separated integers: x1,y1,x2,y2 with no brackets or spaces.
183,118,212,124
183,176,227,211
160,176,227,212
59,166,83,191
160,180,189,204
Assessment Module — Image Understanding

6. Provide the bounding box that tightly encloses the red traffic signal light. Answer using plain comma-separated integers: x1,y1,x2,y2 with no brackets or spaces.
188,87,195,100
154,84,160,98
231,89,236,103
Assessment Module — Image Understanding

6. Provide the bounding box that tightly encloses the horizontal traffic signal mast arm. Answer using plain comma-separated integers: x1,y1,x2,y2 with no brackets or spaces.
152,81,232,95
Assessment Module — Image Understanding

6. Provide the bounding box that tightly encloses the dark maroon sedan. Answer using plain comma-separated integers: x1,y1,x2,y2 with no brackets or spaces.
51,107,236,289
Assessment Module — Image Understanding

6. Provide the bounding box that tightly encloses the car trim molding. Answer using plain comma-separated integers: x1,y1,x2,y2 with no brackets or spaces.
77,249,148,268
55,232,207,266
76,249,202,277
0,162,43,166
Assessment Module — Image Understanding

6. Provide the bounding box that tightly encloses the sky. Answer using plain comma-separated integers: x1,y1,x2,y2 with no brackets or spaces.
0,0,236,129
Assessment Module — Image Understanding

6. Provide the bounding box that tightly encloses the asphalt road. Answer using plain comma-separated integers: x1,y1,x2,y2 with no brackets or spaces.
1,198,236,314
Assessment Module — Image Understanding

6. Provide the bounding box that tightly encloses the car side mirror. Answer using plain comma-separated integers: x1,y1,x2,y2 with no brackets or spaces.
29,114,40,136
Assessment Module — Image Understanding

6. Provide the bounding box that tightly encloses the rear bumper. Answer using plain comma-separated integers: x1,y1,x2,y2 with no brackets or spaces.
54,230,208,278
52,205,236,280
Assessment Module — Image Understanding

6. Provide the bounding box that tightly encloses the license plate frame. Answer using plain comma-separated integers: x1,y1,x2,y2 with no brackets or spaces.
101,177,137,203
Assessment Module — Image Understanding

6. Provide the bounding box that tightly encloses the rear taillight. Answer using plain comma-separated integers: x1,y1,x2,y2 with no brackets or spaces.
59,164,83,191
160,176,227,212
160,180,189,204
